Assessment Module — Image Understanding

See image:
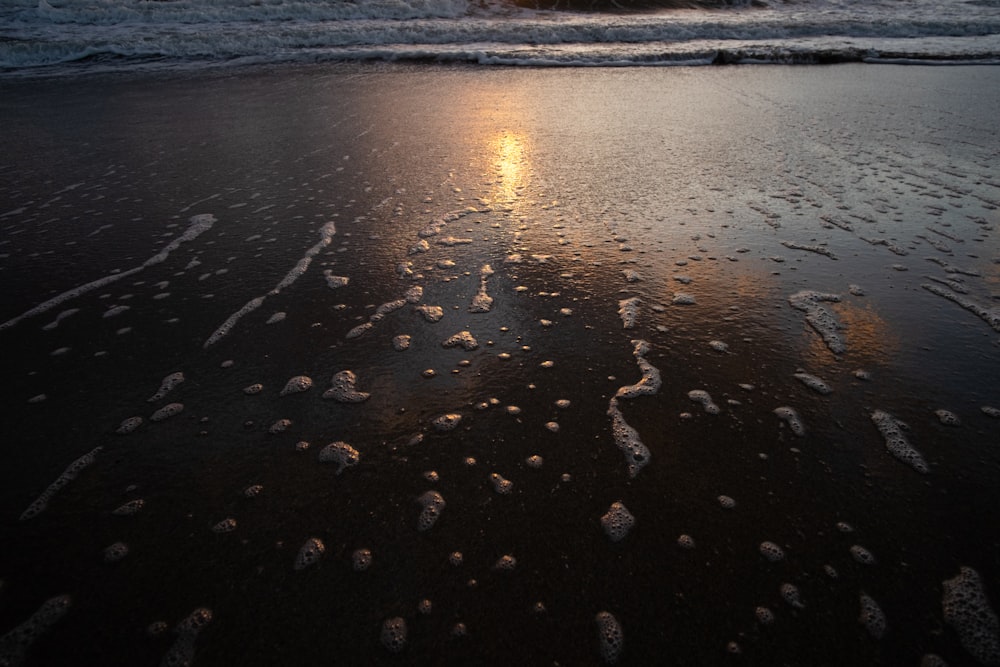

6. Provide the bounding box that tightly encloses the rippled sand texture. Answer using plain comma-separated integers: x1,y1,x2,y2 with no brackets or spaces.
1,64,999,666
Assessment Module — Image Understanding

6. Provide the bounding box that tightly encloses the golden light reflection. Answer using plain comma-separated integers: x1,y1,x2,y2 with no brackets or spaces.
808,302,899,368
490,131,530,204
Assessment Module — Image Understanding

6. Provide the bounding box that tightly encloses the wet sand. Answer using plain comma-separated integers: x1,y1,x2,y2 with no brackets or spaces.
1,64,999,666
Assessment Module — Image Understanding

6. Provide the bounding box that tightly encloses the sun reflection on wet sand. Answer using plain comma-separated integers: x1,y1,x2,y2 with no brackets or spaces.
489,131,530,206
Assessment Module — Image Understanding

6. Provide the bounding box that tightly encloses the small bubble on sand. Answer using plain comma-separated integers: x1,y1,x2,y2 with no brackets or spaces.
380,617,407,653
556,399,571,409
506,405,521,415
279,375,313,396
294,537,325,570
220,360,234,368
600,502,636,542
717,495,736,509
352,548,373,571
677,535,696,549
243,383,263,395
147,621,169,637
266,312,286,325
490,473,513,494
318,441,360,474
150,402,184,422
824,565,839,579
788,290,845,355
708,340,729,353
451,622,468,637
392,335,411,351
323,271,349,289
794,371,832,395
982,406,1000,418
244,485,263,498
526,455,544,468
417,599,432,615
423,470,439,482
443,330,478,350
756,607,775,625
595,611,624,664
859,593,887,639
774,406,806,436
850,545,876,565
417,490,446,531
545,422,559,433
672,293,696,305
494,554,517,571
449,551,464,566
540,360,555,368
211,518,237,534
837,522,854,533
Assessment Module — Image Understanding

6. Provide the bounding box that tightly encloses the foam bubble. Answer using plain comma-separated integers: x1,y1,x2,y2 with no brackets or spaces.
494,554,517,571
708,340,729,353
920,655,948,667
618,298,640,329
773,406,806,436
871,410,928,473
850,545,876,565
20,446,102,521
982,406,1000,418
417,490,446,531
352,548,373,571
103,541,129,563
243,383,264,395
688,390,720,415
717,495,736,509
151,403,184,422
755,606,775,625
469,264,495,313
672,293,696,305
616,340,661,399
148,372,185,402
595,611,624,664
449,552,464,566
393,335,411,351
935,409,961,426
942,567,1000,664
103,304,130,319
294,537,325,570
759,541,785,562
526,455,544,468
279,375,313,396
490,473,513,495
0,595,72,667
607,398,650,478
268,419,292,434
380,617,408,653
322,370,370,402
677,534,696,549
432,413,462,431
793,371,832,395
112,499,145,516
788,291,845,355
212,518,237,534
266,312,286,325
416,305,444,322
555,400,571,409
244,485,263,498
780,583,805,609
443,331,478,351
600,502,636,542
859,593,887,639
544,422,559,433
323,271,349,289
162,607,212,667
345,322,373,339
318,441,360,474
117,416,143,434
417,599,433,615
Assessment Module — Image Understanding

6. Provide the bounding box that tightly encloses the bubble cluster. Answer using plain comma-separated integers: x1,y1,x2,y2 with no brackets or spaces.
322,370,370,402
243,485,263,498
755,606,775,625
922,283,1000,333
600,502,636,542
416,305,444,323
595,611,624,664
294,537,325,570
616,340,661,399
526,455,544,468
857,593,886,639
677,534,696,549
708,340,729,353
268,418,291,434
352,548,373,571
493,554,517,571
942,567,1000,664
982,406,1000,418
380,617,407,654
323,271,349,289
490,473,513,495
151,402,184,422
871,410,928,473
392,335,411,351
793,371,832,395
20,446,102,521
773,406,806,436
243,383,264,395
148,371,185,402
417,490,446,531
469,263,494,313
759,541,785,562
346,322,373,339
318,441,360,474
443,330,478,351
788,290,845,355
266,312,286,325
211,518,237,534
717,495,736,509
689,390,720,415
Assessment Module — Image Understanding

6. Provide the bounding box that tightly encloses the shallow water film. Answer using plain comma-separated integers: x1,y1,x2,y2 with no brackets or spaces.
1,64,999,666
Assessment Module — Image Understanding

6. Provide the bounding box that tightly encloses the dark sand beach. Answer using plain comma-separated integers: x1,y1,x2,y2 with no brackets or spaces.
1,64,999,666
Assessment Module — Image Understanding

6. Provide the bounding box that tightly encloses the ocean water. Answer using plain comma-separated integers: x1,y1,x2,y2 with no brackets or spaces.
1,0,1000,76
